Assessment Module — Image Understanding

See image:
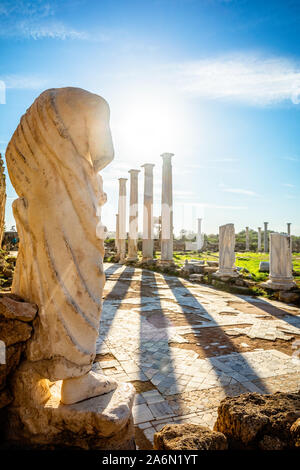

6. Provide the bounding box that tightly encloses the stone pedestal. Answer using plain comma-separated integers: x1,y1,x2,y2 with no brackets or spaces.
127,170,140,261
264,233,296,290
245,227,249,251
5,362,135,450
264,222,269,253
141,164,155,261
118,178,127,263
214,224,238,280
161,153,174,264
257,227,262,252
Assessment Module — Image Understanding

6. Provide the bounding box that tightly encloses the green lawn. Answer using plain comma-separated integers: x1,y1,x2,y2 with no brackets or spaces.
170,250,300,286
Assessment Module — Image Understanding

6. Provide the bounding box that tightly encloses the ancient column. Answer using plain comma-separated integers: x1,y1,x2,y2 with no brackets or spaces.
287,222,292,252
127,169,140,261
245,226,249,251
196,218,203,251
141,163,155,261
0,154,6,246
265,233,296,290
264,222,269,253
118,178,127,263
257,227,262,252
214,223,238,278
161,153,174,263
115,213,120,256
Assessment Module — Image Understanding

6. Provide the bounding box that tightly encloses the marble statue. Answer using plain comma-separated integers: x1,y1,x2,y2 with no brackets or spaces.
5,87,116,403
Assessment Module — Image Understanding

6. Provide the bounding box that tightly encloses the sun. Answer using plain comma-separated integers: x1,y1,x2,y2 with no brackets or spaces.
111,90,187,162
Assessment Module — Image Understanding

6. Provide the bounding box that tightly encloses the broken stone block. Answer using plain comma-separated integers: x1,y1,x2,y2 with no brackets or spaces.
207,260,219,267
278,291,300,304
0,318,32,347
154,423,228,450
189,274,204,283
259,261,269,272
0,295,37,322
214,391,300,449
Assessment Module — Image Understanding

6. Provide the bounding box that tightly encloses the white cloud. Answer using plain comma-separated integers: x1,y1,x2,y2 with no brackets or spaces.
222,187,258,196
169,54,300,106
283,156,300,162
2,75,49,90
0,1,109,41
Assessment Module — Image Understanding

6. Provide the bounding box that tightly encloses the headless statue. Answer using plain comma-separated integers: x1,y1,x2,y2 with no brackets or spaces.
5,87,116,404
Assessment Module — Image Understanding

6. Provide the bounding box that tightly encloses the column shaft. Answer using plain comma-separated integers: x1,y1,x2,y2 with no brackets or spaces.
128,170,140,261
264,222,269,253
118,178,127,262
245,226,249,251
161,153,174,262
257,227,262,252
141,164,154,260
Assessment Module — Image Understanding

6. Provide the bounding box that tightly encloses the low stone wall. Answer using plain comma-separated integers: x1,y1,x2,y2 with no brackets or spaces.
0,294,37,442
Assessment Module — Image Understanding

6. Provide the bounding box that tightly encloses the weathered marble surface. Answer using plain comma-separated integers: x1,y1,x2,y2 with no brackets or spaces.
142,164,155,260
214,224,238,278
257,227,262,252
161,153,174,262
266,233,296,290
118,178,127,263
128,170,140,261
5,87,114,381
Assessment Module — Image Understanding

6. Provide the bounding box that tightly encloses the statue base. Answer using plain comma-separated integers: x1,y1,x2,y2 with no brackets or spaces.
261,277,297,291
5,362,136,450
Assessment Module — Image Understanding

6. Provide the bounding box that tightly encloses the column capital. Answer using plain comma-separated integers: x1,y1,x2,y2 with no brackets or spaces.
118,177,128,181
161,152,174,163
141,163,155,169
128,169,140,175
264,222,268,225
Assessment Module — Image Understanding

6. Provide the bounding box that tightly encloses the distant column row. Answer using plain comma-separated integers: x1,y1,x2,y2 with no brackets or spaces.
115,153,174,264
244,222,291,253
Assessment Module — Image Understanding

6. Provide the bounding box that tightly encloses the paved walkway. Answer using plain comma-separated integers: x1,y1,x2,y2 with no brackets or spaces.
95,263,300,448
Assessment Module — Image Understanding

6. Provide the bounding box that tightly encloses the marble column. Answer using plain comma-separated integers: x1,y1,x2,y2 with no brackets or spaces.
141,164,155,261
161,153,174,263
287,222,292,253
215,223,238,278
245,226,249,251
127,169,140,261
265,233,296,290
257,227,262,252
115,213,120,256
196,218,203,251
118,178,127,263
264,222,269,253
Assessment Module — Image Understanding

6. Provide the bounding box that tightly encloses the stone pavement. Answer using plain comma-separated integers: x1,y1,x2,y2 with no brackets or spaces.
95,263,300,449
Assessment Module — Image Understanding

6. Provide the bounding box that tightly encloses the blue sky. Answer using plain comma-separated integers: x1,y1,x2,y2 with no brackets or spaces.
0,0,300,235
